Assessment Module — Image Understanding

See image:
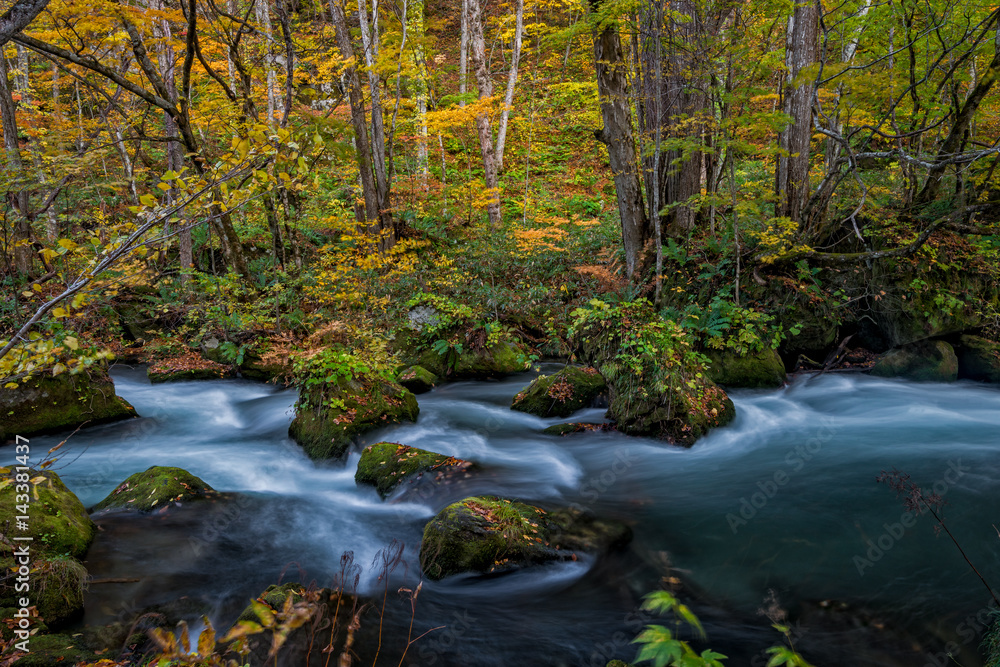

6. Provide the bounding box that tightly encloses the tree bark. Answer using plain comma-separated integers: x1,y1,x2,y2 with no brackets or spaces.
0,52,33,276
468,0,501,226
494,0,523,173
777,0,819,228
591,4,649,278
0,0,50,46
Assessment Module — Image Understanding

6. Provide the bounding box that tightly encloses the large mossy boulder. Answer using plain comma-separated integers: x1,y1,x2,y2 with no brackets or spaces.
412,340,528,380
704,347,786,388
289,377,419,461
956,334,1000,382
396,365,437,394
419,496,631,580
2,631,99,666
870,339,958,382
0,367,134,442
511,366,606,418
0,469,95,629
93,466,217,512
356,442,475,498
573,300,735,446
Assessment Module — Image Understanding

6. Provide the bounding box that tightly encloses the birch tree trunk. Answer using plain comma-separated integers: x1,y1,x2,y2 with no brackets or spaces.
254,0,277,126
459,0,468,107
493,0,522,173
467,0,501,226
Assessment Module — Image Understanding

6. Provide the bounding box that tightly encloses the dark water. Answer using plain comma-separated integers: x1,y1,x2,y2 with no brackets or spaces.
32,365,1000,666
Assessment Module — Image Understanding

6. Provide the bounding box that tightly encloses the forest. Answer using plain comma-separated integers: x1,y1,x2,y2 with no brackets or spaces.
2,0,1000,664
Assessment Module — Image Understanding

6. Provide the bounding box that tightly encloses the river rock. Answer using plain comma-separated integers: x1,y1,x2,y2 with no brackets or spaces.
396,365,437,393
870,339,958,382
511,366,606,418
0,367,135,442
956,334,1000,382
356,442,475,498
419,496,631,580
0,469,95,629
542,422,616,436
92,466,217,512
704,347,786,388
573,301,735,446
289,376,419,460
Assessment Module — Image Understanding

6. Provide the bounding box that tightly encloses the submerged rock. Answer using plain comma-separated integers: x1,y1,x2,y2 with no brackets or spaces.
419,496,631,580
0,367,134,442
956,334,1000,382
92,466,217,512
704,347,786,388
870,339,958,382
355,442,475,498
542,422,616,436
289,377,419,461
396,365,438,394
511,366,607,418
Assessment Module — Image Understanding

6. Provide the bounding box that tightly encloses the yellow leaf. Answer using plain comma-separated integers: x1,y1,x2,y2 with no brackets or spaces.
57,238,78,251
52,363,67,376
140,194,157,207
157,182,170,191
64,336,79,350
52,307,69,318
4,382,18,389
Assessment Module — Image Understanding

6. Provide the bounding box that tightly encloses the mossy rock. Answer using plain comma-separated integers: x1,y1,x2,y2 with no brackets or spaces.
419,496,631,580
870,339,958,382
606,662,635,667
3,632,98,666
511,366,607,418
289,377,419,461
396,365,437,394
0,469,95,559
356,442,475,498
236,582,306,623
148,366,232,383
956,334,1000,382
0,555,88,631
409,340,529,380
92,466,217,512
200,337,289,381
0,367,135,442
542,422,616,436
704,347,786,388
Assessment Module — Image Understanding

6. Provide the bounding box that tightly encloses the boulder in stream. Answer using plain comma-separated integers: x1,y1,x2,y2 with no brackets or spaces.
92,466,217,512
703,347,786,388
0,469,95,629
289,375,419,461
870,339,958,382
0,366,135,443
956,334,1000,382
355,442,476,498
396,365,438,394
511,366,607,418
419,496,631,580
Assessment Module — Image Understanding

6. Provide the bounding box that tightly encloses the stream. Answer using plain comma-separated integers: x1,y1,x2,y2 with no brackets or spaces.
32,365,1000,666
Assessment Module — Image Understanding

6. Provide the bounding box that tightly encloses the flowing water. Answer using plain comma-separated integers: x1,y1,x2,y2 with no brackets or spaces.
32,365,1000,666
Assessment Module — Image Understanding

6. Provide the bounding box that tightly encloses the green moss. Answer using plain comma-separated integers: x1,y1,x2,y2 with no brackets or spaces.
289,377,419,461
511,366,607,418
356,442,474,498
404,337,528,380
148,367,233,383
4,632,98,666
396,365,438,394
606,661,634,667
93,466,216,512
704,347,786,388
419,496,630,580
542,422,615,436
957,334,1000,382
0,469,95,558
871,339,958,382
0,367,135,442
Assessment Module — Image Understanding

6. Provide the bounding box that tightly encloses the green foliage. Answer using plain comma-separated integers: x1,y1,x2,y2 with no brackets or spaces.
632,591,726,667
290,335,395,412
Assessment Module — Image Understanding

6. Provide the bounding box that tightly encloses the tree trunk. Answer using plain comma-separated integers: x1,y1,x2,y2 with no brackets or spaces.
459,0,468,107
777,0,819,228
591,6,649,279
0,52,33,276
494,0,523,173
255,0,278,126
467,0,501,226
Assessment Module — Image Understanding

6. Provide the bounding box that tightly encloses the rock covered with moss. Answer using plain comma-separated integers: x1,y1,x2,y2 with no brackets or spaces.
542,422,616,436
289,376,419,461
396,365,438,393
419,496,631,580
511,366,606,418
871,339,958,382
356,442,475,498
704,347,786,388
572,300,735,446
956,334,1000,382
93,466,217,512
0,367,134,443
0,469,95,629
